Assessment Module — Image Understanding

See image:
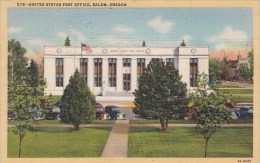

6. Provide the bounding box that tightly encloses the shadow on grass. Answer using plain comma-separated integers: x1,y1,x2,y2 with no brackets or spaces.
129,127,161,133
35,127,74,133
82,127,112,132
36,127,113,133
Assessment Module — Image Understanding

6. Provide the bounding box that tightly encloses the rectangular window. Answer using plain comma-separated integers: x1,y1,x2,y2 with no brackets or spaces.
108,58,117,87
123,74,131,91
56,58,63,87
123,58,131,67
80,58,88,83
151,58,160,64
94,58,102,87
166,58,174,67
137,58,145,85
190,58,198,87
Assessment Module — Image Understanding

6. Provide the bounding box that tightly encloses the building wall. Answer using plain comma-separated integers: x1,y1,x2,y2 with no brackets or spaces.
44,46,209,96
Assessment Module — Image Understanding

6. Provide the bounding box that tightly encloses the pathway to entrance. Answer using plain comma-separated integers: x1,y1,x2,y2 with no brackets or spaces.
101,120,129,157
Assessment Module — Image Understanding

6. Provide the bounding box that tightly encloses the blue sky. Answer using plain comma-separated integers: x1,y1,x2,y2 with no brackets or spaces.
8,8,252,53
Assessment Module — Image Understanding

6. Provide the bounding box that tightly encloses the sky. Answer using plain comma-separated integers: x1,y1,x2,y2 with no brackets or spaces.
8,8,253,59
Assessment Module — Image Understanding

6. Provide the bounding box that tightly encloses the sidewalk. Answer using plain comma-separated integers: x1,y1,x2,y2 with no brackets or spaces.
101,120,129,157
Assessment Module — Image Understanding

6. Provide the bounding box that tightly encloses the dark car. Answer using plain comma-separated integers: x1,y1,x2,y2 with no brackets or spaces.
105,105,118,113
96,107,107,120
235,106,253,118
96,102,103,108
105,105,121,120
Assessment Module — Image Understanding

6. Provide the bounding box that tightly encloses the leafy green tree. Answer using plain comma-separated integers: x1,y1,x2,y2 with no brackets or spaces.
237,66,250,81
180,40,186,46
27,60,45,96
64,36,71,46
8,39,50,157
134,59,188,133
248,50,254,82
8,39,28,84
190,73,231,158
221,56,232,81
60,69,96,130
209,59,222,82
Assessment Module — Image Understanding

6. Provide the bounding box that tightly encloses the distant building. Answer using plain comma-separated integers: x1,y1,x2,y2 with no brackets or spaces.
44,45,209,96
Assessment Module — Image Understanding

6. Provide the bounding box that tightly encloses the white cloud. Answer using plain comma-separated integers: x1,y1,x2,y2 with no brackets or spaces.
9,27,23,33
57,30,86,42
113,25,134,33
148,16,174,34
27,38,50,46
207,26,248,50
98,35,131,46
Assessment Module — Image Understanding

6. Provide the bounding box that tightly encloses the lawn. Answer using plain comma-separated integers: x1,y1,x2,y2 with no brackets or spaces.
218,89,253,94
8,127,112,157
231,96,253,103
130,119,253,124
128,127,253,157
8,120,116,125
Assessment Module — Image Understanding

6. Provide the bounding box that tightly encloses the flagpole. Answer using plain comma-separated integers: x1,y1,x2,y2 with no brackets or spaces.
80,42,83,73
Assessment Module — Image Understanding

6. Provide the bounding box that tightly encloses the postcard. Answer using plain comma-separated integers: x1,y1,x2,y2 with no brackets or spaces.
0,0,259,163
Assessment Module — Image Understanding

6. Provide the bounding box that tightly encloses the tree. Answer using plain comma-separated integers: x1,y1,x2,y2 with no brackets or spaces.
190,73,232,158
60,69,96,130
27,60,44,96
248,50,254,82
8,39,49,157
221,56,232,81
237,66,250,81
180,40,186,46
8,39,28,84
209,59,222,82
142,41,146,47
134,59,188,133
64,36,71,46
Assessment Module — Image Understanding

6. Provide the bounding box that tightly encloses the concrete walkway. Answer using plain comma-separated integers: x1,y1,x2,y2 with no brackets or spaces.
101,120,129,157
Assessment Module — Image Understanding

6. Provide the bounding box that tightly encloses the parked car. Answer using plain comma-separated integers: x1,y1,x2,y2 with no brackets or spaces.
8,111,16,120
45,106,61,120
105,105,126,120
235,106,253,118
24,107,45,121
96,102,103,108
105,105,119,113
96,107,107,120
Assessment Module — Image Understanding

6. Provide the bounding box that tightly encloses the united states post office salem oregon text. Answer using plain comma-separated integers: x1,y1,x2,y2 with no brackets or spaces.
44,45,209,96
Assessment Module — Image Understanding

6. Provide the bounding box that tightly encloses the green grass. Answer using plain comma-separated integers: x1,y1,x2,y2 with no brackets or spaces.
128,127,253,157
214,84,240,88
130,119,253,124
218,89,253,94
8,127,112,158
8,120,115,125
40,95,62,104
231,96,253,103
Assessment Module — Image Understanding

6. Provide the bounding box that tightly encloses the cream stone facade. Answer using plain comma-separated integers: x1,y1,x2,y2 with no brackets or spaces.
44,46,209,96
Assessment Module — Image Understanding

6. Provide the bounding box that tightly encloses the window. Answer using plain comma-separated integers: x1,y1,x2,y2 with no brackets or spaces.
94,58,102,87
56,58,63,87
80,58,88,83
123,58,131,67
166,58,174,67
151,58,160,64
108,58,116,87
137,58,145,85
190,58,198,87
123,74,131,91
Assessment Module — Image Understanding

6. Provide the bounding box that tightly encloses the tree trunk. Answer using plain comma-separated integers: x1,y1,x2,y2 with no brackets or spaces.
204,138,209,158
74,124,80,131
160,117,168,133
18,131,24,158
